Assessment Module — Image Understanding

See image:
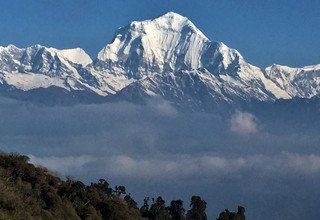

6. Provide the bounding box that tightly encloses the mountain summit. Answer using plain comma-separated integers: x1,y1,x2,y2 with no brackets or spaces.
0,12,320,110
92,12,291,106
96,11,210,74
95,12,249,77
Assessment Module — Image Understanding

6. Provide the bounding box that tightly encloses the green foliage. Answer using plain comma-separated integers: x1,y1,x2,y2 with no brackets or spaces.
0,152,141,220
0,151,245,220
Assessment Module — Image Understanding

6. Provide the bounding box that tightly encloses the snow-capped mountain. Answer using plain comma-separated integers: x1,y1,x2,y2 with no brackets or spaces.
265,64,320,99
93,12,290,105
0,12,320,109
96,12,210,74
0,44,104,96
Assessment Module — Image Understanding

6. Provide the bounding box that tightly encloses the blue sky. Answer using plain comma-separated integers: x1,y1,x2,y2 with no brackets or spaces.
0,0,320,68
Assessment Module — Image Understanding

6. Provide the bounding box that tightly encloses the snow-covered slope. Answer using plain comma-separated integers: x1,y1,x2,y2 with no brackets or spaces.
58,48,92,66
94,12,291,104
95,12,255,77
265,64,320,98
0,44,104,95
0,12,320,109
96,12,209,74
0,45,24,72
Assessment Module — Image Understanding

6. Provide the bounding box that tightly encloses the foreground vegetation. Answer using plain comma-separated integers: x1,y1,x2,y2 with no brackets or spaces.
0,152,245,220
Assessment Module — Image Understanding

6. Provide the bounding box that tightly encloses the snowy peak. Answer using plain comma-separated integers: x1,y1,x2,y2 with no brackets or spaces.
18,45,74,76
0,44,103,95
0,44,21,53
0,44,92,65
0,45,25,72
93,11,293,102
58,48,92,66
265,63,320,98
96,11,212,75
1,13,320,108
0,44,92,74
23,45,92,67
96,11,256,81
150,11,208,40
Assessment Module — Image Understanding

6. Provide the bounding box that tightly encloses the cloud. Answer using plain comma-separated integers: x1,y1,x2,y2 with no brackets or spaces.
28,152,320,181
230,111,258,135
283,152,320,174
147,99,178,116
28,154,96,175
109,153,320,178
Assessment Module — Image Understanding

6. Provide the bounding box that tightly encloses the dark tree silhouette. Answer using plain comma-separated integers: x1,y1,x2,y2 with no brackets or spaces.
217,206,245,220
169,200,185,220
125,194,139,209
149,196,170,220
186,196,207,220
114,185,126,196
140,197,151,218
90,178,113,196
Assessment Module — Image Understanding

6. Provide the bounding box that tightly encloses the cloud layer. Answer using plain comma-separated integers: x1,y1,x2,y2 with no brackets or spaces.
1,97,320,220
30,152,320,180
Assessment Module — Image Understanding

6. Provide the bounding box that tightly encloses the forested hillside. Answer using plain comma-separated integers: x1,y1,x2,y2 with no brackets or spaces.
0,152,244,220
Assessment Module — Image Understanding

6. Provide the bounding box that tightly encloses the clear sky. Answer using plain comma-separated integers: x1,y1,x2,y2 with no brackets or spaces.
0,0,320,68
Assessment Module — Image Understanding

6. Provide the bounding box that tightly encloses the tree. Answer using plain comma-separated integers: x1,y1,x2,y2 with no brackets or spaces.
124,194,138,209
186,196,207,220
169,200,185,220
217,206,246,220
149,196,170,220
237,206,245,220
91,179,113,197
140,197,151,218
114,185,126,196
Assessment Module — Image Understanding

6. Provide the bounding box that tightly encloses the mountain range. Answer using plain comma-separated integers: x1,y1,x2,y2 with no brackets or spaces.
1,12,320,110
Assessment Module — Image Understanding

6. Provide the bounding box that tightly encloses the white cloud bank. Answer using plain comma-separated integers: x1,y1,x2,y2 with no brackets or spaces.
28,155,96,174
29,152,320,181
